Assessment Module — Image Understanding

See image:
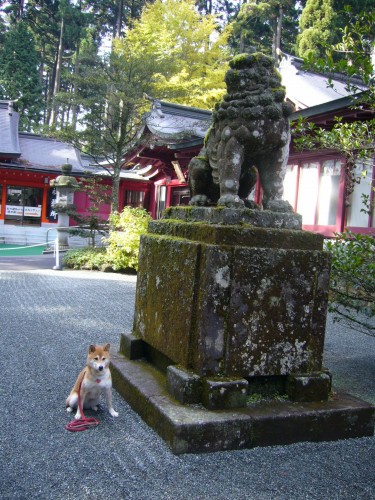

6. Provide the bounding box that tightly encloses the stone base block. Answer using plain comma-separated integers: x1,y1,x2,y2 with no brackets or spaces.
287,372,332,402
167,365,202,405
120,333,145,360
111,351,375,455
247,375,287,396
202,378,248,410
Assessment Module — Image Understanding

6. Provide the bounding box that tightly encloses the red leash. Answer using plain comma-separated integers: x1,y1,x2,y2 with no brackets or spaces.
65,371,100,432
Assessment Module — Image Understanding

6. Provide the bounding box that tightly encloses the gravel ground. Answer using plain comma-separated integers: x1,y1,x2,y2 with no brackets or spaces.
0,268,374,500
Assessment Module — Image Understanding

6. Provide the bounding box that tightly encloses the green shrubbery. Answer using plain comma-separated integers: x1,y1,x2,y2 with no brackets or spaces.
105,207,151,271
63,247,108,270
327,231,375,337
63,207,151,273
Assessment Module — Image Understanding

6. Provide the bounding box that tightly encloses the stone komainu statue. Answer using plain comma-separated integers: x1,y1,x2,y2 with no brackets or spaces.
188,52,295,211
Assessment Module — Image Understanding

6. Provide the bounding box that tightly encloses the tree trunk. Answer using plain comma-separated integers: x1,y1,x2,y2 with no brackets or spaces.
49,17,64,127
71,44,80,130
39,46,48,124
46,68,55,125
115,0,124,38
111,147,122,213
273,5,283,63
111,160,121,214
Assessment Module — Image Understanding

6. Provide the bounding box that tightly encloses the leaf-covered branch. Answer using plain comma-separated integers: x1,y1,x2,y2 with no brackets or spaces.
326,231,375,337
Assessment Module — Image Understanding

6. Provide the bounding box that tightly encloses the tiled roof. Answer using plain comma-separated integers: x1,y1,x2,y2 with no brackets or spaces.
279,55,365,109
18,133,86,173
142,60,364,144
145,100,211,143
0,101,86,173
82,164,153,181
0,102,21,157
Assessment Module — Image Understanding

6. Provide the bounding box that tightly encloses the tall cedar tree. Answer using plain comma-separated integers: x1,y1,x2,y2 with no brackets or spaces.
0,20,43,130
297,0,375,59
229,1,305,59
196,0,239,23
81,0,150,39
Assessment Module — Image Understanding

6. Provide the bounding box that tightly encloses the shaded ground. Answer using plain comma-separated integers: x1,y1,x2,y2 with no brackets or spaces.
0,267,374,499
0,253,56,271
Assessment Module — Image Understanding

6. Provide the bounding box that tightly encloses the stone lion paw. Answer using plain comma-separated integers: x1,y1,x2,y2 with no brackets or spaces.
217,195,244,208
263,199,294,213
189,195,209,206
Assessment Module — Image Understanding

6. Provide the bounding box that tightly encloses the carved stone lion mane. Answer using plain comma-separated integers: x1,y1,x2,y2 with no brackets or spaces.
188,52,294,212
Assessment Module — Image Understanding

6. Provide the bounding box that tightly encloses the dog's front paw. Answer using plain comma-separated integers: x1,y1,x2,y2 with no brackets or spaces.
66,407,73,413
109,408,119,417
74,412,82,420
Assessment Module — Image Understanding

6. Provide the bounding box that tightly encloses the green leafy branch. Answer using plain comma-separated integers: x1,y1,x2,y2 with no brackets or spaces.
293,116,375,199
326,231,375,337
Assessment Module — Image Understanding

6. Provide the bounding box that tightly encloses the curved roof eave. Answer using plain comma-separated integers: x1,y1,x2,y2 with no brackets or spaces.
145,99,212,142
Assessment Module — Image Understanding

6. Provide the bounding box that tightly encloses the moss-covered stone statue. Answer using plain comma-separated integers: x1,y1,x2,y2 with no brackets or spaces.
188,52,295,211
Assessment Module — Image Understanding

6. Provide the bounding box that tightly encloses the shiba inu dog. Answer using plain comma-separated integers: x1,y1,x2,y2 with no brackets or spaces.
66,343,118,419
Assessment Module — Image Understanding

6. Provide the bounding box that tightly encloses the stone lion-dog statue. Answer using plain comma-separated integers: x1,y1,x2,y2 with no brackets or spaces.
188,52,295,212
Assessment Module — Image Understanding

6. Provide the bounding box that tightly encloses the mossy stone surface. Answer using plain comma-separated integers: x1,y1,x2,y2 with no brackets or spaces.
167,365,202,405
225,246,330,376
149,220,322,250
287,372,331,402
202,377,248,410
111,351,375,454
132,211,330,379
163,206,302,229
132,234,200,366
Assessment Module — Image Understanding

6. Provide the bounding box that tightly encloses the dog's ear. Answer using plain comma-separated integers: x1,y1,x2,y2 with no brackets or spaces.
88,344,96,353
104,343,110,352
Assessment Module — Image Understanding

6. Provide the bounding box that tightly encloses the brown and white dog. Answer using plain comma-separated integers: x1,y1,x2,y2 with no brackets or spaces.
66,343,118,419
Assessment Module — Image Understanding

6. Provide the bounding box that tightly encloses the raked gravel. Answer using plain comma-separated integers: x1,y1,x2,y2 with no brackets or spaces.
0,268,374,500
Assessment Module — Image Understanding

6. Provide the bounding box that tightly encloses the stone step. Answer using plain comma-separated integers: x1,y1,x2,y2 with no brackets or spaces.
111,350,375,455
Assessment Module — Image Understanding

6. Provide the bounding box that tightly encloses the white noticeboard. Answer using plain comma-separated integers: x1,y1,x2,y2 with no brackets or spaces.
6,205,42,217
24,206,42,217
5,205,23,216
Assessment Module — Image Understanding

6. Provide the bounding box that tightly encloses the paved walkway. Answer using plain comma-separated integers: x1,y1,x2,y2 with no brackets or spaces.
0,263,374,499
0,253,56,271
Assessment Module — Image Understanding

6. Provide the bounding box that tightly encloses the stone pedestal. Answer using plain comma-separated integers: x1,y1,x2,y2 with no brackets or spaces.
50,163,80,255
56,213,70,248
132,207,330,405
112,207,374,453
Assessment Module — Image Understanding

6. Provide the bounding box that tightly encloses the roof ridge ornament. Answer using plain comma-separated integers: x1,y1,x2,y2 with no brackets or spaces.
144,93,165,118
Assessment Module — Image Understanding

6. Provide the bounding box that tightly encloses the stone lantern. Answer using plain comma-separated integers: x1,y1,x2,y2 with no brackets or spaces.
50,163,80,252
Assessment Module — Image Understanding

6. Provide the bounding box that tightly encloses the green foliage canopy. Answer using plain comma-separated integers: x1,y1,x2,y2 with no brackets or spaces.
230,0,304,58
296,0,375,59
296,0,337,59
118,0,230,109
0,20,43,129
327,231,375,337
